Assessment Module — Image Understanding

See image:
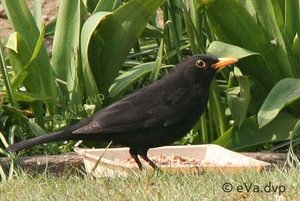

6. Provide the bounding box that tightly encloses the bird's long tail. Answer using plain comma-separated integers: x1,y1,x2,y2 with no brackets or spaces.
6,130,73,152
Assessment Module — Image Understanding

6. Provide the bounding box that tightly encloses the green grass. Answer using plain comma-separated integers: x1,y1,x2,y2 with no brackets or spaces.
0,167,299,201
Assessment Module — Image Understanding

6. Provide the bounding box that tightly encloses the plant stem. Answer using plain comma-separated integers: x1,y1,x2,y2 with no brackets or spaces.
0,45,17,107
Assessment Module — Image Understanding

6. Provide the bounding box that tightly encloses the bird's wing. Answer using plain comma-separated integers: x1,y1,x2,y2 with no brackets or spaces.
72,84,194,134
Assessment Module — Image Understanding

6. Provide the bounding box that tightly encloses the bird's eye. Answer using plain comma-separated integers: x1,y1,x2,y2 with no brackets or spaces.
195,59,206,68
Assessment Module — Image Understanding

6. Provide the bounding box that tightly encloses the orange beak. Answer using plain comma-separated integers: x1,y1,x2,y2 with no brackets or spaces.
213,57,238,70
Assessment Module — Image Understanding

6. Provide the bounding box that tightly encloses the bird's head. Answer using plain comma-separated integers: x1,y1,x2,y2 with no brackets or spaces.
179,55,238,84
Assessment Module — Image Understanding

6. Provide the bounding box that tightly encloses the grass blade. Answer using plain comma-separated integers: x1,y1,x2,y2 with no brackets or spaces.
150,39,164,82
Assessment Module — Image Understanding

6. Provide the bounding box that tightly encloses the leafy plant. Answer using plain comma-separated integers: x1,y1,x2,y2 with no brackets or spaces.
0,0,300,155
201,0,300,150
0,0,167,154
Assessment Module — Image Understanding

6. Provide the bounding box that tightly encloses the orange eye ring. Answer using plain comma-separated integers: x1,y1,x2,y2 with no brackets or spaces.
195,59,206,68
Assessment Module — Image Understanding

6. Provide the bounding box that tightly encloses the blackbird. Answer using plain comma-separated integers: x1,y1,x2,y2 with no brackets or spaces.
7,55,237,170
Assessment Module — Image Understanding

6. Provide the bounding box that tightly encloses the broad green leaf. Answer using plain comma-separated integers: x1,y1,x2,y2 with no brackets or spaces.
291,34,300,77
292,34,300,62
7,32,30,89
207,41,274,109
9,25,46,89
2,0,57,124
258,78,300,128
207,41,260,59
210,78,227,136
141,24,163,38
81,12,109,99
251,0,293,77
29,121,46,136
52,0,82,106
239,0,256,18
284,0,300,42
82,0,166,98
271,0,284,29
109,63,173,98
204,0,286,80
214,113,298,150
6,32,47,125
33,0,42,30
93,0,118,13
227,69,251,127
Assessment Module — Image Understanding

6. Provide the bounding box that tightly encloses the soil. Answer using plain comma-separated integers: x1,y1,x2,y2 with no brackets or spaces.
0,0,59,39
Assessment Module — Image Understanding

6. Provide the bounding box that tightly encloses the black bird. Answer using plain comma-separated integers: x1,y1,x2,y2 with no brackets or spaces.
7,55,237,170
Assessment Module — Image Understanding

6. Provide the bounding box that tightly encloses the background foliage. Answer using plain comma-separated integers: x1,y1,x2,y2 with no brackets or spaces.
0,0,299,158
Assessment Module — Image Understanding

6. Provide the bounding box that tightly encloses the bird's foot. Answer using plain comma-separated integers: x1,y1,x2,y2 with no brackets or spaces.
139,154,160,171
129,148,160,171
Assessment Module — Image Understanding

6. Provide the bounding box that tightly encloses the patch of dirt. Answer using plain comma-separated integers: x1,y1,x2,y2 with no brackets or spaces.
0,0,59,39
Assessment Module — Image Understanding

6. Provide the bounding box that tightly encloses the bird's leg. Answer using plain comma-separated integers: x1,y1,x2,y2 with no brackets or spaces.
138,149,160,171
139,154,159,170
129,148,143,170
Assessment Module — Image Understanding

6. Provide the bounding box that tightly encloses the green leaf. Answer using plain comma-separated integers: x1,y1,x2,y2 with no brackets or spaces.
207,41,274,109
1,91,53,102
150,39,164,82
227,69,251,127
3,0,57,127
81,12,109,99
271,0,284,29
33,0,42,30
292,34,300,62
0,40,17,107
284,0,300,41
0,131,9,148
251,0,293,77
214,112,298,150
6,32,48,125
210,79,227,136
141,24,163,38
207,41,260,59
29,121,46,136
204,0,288,80
291,120,300,138
82,0,166,97
2,0,57,113
9,24,46,90
258,78,300,128
93,0,118,13
182,1,202,54
109,63,173,98
51,0,83,105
